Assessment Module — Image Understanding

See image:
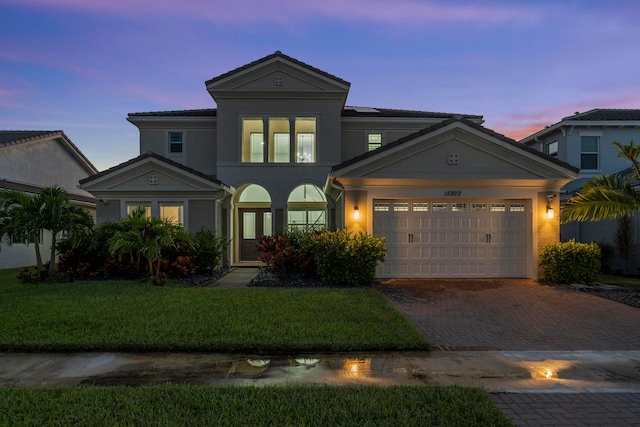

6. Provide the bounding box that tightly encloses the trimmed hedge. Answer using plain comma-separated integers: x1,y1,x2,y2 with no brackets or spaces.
539,239,601,284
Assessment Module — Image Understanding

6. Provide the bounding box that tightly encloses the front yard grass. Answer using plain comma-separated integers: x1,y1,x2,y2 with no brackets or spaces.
0,384,512,427
599,274,640,289
0,269,428,353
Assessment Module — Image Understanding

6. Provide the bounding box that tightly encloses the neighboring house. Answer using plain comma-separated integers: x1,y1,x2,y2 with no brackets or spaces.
0,131,98,269
520,109,640,271
80,51,577,278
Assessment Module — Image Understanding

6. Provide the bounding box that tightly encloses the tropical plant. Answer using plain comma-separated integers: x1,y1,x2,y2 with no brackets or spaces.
109,210,194,279
0,188,45,270
0,186,93,277
561,141,640,223
38,187,94,276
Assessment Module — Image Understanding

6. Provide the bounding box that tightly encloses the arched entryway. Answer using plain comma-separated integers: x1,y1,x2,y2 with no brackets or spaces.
236,184,272,262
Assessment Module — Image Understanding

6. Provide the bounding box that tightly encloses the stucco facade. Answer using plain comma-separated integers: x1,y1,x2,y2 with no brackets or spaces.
81,51,577,278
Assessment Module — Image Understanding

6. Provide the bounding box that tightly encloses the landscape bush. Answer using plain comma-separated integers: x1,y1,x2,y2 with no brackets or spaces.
539,239,601,284
308,229,387,286
193,229,229,275
256,229,315,279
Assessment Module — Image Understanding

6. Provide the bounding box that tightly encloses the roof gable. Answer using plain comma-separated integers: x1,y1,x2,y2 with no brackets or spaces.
332,119,578,181
205,51,350,102
80,152,228,193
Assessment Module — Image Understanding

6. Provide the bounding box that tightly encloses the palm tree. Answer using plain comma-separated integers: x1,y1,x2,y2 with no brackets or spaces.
38,187,94,276
561,141,640,223
0,188,45,270
109,210,193,278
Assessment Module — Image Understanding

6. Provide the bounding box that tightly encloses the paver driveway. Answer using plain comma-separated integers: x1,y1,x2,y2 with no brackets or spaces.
375,279,640,351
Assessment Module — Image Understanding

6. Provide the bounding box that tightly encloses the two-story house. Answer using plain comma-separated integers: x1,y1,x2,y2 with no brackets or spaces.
80,51,578,278
520,109,640,271
0,131,97,269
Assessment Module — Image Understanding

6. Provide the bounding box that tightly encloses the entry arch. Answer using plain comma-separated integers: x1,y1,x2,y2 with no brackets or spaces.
235,184,272,263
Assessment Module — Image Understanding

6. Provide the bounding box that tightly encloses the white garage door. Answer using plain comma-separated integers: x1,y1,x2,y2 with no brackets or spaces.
374,199,529,278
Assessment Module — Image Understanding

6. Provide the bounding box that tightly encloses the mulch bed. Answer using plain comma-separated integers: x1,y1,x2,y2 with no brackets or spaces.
577,287,640,309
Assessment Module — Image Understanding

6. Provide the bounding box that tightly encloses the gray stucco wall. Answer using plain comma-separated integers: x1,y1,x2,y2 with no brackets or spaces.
188,199,215,233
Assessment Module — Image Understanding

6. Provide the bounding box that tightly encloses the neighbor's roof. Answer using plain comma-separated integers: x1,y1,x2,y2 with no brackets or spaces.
0,130,98,173
205,51,351,88
520,109,640,144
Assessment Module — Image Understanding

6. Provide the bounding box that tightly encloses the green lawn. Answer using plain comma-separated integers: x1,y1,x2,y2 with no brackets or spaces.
0,385,512,427
599,274,640,289
0,269,428,353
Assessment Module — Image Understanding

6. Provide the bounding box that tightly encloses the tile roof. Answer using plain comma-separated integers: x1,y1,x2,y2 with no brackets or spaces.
127,106,482,121
562,109,640,121
0,130,62,145
342,107,482,120
79,151,226,187
332,117,578,173
205,51,351,87
0,130,98,173
128,109,217,118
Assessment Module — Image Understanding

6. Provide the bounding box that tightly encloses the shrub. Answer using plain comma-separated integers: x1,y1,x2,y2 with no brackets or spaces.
539,239,601,284
309,229,386,286
256,231,314,280
193,229,229,275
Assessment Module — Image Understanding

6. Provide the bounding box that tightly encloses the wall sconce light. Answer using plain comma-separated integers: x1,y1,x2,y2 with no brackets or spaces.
353,205,360,220
546,194,556,219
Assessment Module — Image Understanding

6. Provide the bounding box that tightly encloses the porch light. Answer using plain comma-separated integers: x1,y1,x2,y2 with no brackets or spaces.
353,205,360,220
546,194,556,219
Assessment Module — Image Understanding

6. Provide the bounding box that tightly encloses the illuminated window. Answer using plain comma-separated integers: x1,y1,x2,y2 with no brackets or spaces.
432,203,447,212
126,202,151,218
287,184,326,230
159,202,184,225
295,118,316,163
413,202,429,212
368,133,382,151
491,203,506,212
510,203,525,212
394,203,409,212
269,118,290,163
374,203,389,212
242,118,263,163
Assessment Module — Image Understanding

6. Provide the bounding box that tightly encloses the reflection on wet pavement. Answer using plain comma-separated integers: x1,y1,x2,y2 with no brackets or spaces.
2,350,640,392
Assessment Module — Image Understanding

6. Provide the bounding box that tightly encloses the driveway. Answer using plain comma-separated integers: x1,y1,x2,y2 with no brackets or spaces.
375,279,640,351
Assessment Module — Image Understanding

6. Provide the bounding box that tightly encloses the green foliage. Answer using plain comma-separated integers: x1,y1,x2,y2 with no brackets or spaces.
539,239,601,284
0,385,511,427
193,228,229,275
309,229,387,286
0,276,428,352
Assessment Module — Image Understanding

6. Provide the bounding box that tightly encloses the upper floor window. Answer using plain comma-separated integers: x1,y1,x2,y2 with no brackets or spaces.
270,118,290,163
168,132,183,154
368,133,382,151
242,118,263,163
242,116,317,164
546,141,558,157
581,135,599,170
295,118,316,163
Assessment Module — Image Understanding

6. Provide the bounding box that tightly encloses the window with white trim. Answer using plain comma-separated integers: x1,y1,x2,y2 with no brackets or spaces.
546,141,558,157
368,133,382,151
242,118,264,163
126,202,151,218
581,135,599,170
168,132,183,154
159,202,184,225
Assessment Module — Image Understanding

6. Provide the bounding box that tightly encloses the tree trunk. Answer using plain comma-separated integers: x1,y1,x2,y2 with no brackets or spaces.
48,233,56,276
32,233,43,271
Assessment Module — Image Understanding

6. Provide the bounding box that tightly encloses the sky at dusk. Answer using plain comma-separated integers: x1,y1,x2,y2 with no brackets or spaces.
1,0,640,171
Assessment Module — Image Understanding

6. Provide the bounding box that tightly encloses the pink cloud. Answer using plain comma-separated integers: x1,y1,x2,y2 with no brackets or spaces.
7,0,543,24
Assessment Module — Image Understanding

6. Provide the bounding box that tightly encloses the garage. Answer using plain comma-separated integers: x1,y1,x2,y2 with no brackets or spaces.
327,118,579,279
373,199,529,278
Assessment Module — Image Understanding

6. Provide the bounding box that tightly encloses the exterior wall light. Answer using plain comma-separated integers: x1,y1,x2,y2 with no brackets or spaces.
546,194,556,219
353,205,360,220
